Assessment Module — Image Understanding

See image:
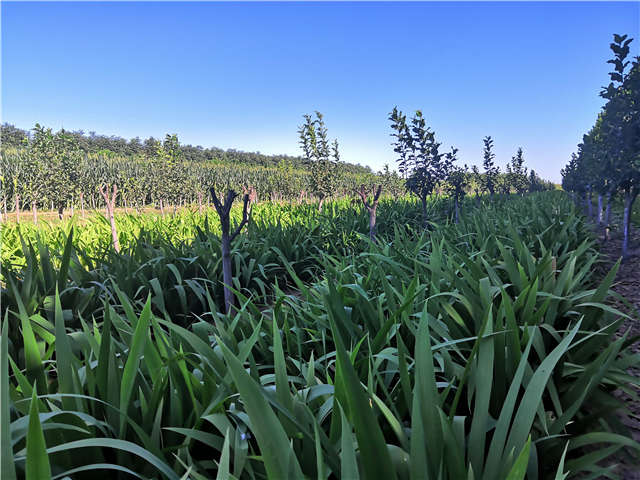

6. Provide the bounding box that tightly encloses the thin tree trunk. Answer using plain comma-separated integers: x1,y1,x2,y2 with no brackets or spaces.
221,234,233,311
356,185,382,242
622,190,637,259
70,195,74,217
58,206,64,220
604,192,612,241
597,194,603,226
80,192,85,219
210,187,254,314
586,189,593,219
3,197,7,222
32,202,38,225
15,194,20,223
100,185,120,253
369,206,377,241
160,199,165,216
318,196,324,212
198,192,203,214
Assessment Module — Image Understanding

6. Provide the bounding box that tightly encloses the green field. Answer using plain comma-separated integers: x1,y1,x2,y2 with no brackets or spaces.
1,191,638,479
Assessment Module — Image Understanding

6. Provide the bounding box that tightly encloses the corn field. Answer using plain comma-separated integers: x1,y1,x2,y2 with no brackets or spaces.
1,191,638,479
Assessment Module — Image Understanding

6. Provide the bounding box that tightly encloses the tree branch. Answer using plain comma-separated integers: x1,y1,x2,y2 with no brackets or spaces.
356,184,382,211
373,184,382,204
230,191,252,242
111,184,118,206
356,185,370,209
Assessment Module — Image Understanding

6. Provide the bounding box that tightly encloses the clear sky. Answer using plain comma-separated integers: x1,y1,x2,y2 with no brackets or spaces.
2,1,639,181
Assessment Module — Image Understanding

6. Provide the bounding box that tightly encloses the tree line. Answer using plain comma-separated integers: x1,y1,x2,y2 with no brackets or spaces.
0,125,404,223
0,114,552,227
0,123,372,176
561,34,639,257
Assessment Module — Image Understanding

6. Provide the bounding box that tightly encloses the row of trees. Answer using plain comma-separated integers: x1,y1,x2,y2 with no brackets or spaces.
0,121,551,231
0,125,395,223
561,34,639,257
389,108,552,227
218,108,548,310
0,123,373,176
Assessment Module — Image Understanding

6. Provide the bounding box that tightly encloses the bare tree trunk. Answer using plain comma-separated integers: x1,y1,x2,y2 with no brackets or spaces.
318,196,324,212
124,197,128,214
70,195,75,217
80,192,85,219
604,192,612,242
622,189,638,259
100,184,120,253
2,197,7,222
198,192,203,214
160,199,165,216
209,186,255,314
32,201,38,225
586,189,593,218
15,194,20,224
597,194,603,226
356,185,382,242
58,205,64,220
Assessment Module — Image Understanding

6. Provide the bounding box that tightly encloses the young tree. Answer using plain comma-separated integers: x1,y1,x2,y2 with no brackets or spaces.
470,164,483,203
507,147,529,195
378,164,405,199
155,134,185,213
29,125,82,219
298,112,340,211
99,184,120,253
209,186,256,314
355,184,383,241
445,157,469,223
389,107,451,227
482,136,500,196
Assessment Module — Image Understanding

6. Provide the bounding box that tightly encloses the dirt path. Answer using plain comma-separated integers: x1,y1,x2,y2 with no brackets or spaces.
592,221,640,479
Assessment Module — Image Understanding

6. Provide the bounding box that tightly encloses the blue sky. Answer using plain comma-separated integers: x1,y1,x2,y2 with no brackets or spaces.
2,2,639,181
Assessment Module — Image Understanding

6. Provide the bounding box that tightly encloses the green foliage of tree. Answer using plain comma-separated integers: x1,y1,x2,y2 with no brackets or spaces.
0,124,28,148
444,157,468,223
378,164,406,199
562,33,639,256
0,123,377,217
506,147,529,195
389,107,453,226
482,136,500,196
298,112,341,210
